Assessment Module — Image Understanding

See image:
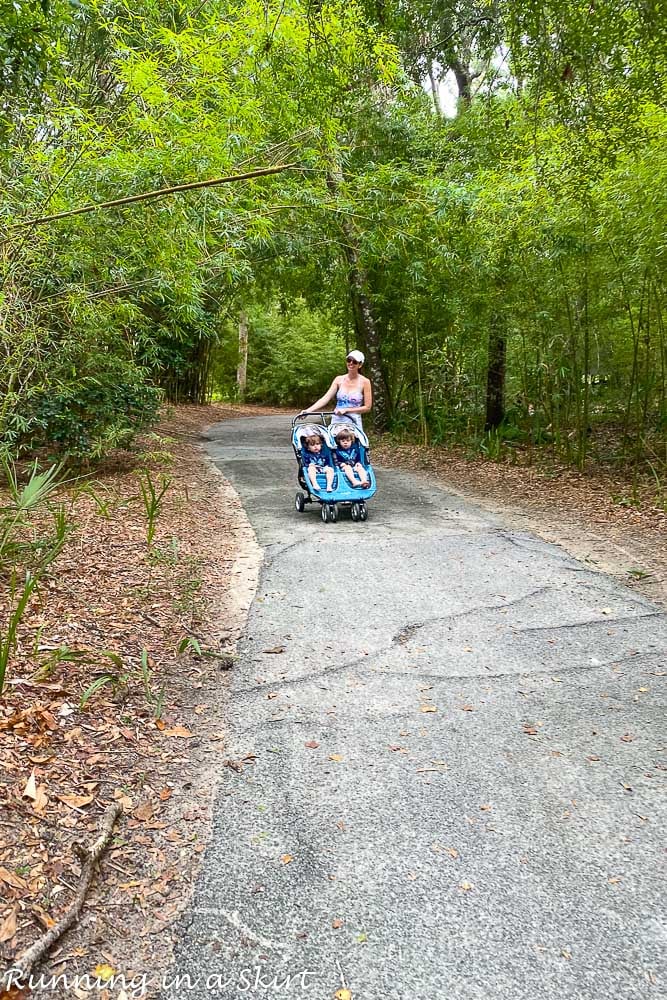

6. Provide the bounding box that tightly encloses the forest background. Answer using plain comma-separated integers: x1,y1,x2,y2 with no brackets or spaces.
1,0,666,473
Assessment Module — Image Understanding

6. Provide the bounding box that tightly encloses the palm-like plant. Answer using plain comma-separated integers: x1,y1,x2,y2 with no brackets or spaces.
0,462,70,693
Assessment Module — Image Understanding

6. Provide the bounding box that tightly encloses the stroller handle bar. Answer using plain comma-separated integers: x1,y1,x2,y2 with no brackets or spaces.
291,410,341,430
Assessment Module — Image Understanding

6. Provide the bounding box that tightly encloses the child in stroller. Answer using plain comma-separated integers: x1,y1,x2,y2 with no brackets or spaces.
302,430,335,492
332,424,370,488
291,413,377,523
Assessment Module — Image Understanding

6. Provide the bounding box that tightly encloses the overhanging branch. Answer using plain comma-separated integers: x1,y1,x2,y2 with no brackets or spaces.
7,163,299,231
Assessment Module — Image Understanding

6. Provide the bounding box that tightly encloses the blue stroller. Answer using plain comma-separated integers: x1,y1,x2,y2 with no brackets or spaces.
291,412,377,523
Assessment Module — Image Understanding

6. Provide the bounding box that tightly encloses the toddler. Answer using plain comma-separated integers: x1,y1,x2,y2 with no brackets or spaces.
333,427,369,488
302,433,334,492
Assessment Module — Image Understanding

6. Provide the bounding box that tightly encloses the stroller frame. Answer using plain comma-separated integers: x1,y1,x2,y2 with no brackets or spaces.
291,411,376,524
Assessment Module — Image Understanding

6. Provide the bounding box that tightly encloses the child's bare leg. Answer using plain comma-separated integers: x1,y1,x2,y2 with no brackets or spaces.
341,463,360,486
354,462,369,486
307,465,319,490
325,466,334,491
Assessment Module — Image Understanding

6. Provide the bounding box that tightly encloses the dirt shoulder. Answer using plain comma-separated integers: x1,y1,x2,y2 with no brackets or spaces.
373,440,667,611
0,404,267,998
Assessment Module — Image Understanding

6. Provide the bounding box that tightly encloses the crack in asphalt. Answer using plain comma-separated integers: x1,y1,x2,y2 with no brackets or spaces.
233,585,554,695
516,610,665,633
228,647,662,710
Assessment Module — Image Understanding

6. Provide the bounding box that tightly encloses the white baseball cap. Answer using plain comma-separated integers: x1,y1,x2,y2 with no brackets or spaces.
346,350,365,364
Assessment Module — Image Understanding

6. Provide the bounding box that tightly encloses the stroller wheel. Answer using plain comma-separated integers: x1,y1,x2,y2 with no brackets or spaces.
350,502,360,522
359,502,368,522
295,492,305,513
329,503,338,523
321,504,330,523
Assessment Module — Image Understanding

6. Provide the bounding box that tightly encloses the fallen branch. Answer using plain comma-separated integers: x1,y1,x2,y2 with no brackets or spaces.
13,802,122,978
8,163,298,231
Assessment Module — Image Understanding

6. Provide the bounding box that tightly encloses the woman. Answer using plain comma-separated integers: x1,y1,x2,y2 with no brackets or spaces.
302,350,373,430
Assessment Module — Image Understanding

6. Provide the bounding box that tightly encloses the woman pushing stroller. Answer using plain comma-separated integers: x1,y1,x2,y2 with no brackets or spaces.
293,348,375,522
301,350,372,430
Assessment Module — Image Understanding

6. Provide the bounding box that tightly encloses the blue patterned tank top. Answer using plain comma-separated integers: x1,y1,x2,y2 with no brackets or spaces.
336,383,364,429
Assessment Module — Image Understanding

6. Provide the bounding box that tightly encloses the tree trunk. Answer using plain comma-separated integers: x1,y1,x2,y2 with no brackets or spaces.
427,59,442,116
450,56,473,106
326,164,390,430
485,317,506,430
237,310,248,402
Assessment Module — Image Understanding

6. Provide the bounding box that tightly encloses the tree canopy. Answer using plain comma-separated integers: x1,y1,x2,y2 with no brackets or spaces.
0,0,665,471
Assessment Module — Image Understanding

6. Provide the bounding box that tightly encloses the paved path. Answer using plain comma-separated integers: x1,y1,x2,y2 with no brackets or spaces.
167,415,666,1000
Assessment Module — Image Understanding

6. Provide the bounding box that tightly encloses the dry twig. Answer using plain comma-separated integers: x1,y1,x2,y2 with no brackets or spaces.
13,802,122,977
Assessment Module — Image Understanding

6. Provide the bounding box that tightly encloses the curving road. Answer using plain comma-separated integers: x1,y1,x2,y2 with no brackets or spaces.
167,415,666,1000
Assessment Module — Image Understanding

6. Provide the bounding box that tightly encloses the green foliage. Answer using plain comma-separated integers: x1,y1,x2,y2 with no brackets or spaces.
26,370,162,459
0,461,70,693
236,301,346,406
80,647,165,717
0,0,665,473
136,469,172,545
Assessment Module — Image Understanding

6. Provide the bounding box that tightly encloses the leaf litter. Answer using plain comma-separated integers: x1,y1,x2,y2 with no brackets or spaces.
0,404,268,994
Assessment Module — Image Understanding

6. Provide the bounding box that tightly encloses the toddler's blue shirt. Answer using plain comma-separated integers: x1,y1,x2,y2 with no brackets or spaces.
334,444,361,466
303,449,330,469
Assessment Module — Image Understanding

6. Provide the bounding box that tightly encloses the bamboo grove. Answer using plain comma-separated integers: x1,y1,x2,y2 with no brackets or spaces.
1,1,665,471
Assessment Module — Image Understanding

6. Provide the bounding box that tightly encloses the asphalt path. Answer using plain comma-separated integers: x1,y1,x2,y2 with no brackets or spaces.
167,415,666,1000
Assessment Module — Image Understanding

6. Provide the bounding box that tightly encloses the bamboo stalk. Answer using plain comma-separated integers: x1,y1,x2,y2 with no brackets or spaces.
6,164,298,232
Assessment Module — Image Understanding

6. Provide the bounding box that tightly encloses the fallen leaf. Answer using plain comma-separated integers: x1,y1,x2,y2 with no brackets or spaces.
332,918,343,929
22,769,38,801
523,724,539,735
459,882,474,892
420,705,437,714
446,847,459,859
32,784,49,814
0,868,27,891
561,949,572,959
329,754,344,762
280,854,294,865
0,985,27,999
94,964,116,980
461,705,474,712
159,787,173,801
0,906,18,943
304,741,320,749
620,733,635,743
262,646,286,654
335,991,352,1000
57,794,94,810
162,725,193,738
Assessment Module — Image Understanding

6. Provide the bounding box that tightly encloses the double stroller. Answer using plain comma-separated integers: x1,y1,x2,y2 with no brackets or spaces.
291,412,377,523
